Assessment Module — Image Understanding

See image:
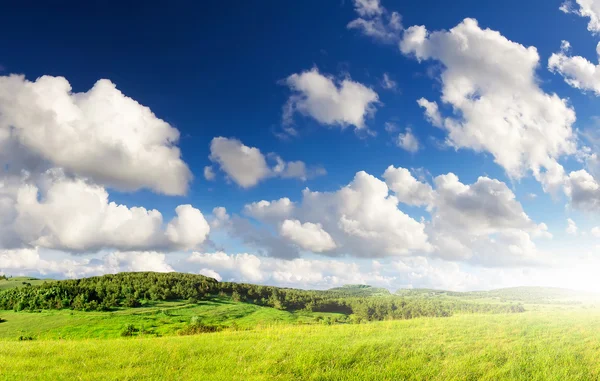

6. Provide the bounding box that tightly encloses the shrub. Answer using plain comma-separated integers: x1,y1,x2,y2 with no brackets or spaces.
120,324,138,337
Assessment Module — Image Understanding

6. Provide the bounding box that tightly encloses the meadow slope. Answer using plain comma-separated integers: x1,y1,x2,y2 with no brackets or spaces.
2,308,600,380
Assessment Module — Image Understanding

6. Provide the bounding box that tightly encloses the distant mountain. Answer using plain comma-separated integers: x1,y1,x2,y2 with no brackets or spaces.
327,284,390,297
396,286,598,304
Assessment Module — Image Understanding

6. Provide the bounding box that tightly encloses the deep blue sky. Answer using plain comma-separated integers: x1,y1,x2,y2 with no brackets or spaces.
4,0,600,290
4,0,595,222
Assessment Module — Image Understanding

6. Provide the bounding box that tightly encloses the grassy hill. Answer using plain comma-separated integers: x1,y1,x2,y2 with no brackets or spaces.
396,286,598,305
0,276,49,291
327,284,391,296
1,272,599,379
3,309,600,380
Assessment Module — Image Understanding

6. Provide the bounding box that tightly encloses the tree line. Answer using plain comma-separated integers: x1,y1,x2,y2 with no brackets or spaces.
0,272,524,321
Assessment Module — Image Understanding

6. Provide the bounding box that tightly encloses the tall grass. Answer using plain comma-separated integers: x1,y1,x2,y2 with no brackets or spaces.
2,309,600,380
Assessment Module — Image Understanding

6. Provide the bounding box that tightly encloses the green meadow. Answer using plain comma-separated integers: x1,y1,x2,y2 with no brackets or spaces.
3,309,600,380
1,273,599,380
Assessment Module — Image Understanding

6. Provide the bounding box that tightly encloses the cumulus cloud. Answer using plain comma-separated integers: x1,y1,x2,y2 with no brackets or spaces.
549,41,600,95
185,251,481,290
0,248,173,279
204,166,216,181
0,171,209,252
282,68,379,129
383,166,434,207
565,169,600,211
0,75,191,195
209,137,325,188
347,0,403,43
396,128,420,153
560,0,600,33
236,171,432,259
401,19,577,193
425,173,548,266
279,219,337,253
232,166,548,267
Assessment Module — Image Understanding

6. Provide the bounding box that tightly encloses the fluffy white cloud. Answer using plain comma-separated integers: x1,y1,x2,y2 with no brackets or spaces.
279,219,337,252
283,68,379,129
591,226,600,237
209,137,324,188
347,0,403,43
209,137,270,188
383,166,434,207
565,169,600,211
204,166,216,181
401,19,577,192
0,75,191,195
239,170,432,258
0,248,173,279
549,41,600,95
228,166,548,266
165,205,211,250
566,218,579,235
426,174,548,266
244,198,294,223
184,251,485,291
0,171,209,252
560,0,600,33
396,128,420,153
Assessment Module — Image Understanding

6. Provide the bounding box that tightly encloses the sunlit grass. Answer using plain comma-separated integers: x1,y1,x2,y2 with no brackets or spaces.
0,298,343,340
2,308,600,380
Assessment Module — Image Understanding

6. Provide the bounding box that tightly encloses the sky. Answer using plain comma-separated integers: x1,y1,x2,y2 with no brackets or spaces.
3,0,600,291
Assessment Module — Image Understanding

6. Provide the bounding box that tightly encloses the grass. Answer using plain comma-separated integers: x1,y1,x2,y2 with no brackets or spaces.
0,277,49,290
2,308,600,380
0,298,345,340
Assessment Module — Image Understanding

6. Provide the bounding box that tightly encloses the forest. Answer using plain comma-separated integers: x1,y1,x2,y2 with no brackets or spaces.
0,272,524,322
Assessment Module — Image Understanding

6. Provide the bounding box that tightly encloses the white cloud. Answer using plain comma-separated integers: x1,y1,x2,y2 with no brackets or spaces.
566,218,579,235
347,0,403,43
560,0,600,33
283,68,379,129
401,19,577,193
184,251,485,291
565,169,600,211
244,198,294,223
591,226,600,237
238,170,432,259
165,205,211,250
0,75,191,195
209,137,270,188
549,41,600,95
381,73,397,90
383,166,434,207
209,137,324,188
426,173,548,266
279,219,337,252
204,166,216,181
1,171,209,252
396,128,420,153
0,248,173,279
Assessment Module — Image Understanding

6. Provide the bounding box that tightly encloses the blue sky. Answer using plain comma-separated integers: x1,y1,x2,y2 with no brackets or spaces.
3,0,600,291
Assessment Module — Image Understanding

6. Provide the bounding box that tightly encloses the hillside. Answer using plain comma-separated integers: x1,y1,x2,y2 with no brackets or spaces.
0,276,49,291
396,286,599,305
327,284,390,297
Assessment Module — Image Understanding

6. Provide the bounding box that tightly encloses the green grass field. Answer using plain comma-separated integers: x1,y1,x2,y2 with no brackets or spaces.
1,275,599,380
0,276,49,290
2,307,600,380
0,298,344,340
